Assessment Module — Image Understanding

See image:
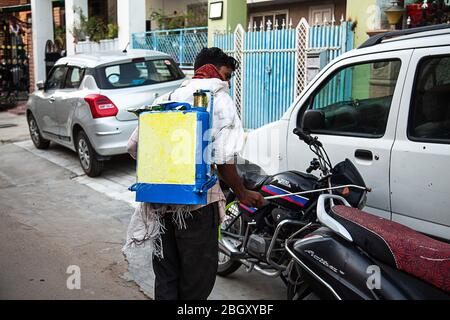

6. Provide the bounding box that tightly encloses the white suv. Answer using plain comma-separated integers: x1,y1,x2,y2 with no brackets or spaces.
242,25,450,241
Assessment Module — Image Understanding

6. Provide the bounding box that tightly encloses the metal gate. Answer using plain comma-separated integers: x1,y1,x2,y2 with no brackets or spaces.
0,14,30,106
132,27,208,69
214,18,354,129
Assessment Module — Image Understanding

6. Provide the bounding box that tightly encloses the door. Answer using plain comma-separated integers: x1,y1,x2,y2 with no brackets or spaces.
34,65,68,137
286,51,412,219
56,65,85,141
390,47,450,240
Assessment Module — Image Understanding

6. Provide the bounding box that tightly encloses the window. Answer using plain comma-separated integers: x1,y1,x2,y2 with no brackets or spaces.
250,10,288,31
305,59,402,138
309,5,334,25
409,55,450,143
98,59,184,89
65,67,85,89
46,65,67,90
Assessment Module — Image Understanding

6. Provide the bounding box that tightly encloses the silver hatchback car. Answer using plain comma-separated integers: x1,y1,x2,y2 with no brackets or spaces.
26,50,185,176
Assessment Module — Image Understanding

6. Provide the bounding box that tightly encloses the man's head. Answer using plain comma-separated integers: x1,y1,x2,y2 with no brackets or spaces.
194,47,238,81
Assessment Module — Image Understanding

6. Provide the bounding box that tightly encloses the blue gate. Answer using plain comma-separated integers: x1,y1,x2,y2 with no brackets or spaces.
214,19,354,129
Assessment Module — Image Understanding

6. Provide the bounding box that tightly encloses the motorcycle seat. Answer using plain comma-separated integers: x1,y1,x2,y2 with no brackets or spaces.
331,205,450,293
236,162,269,191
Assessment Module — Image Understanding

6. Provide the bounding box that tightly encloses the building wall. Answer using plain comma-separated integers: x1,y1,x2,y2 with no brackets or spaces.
53,6,65,28
0,0,29,7
88,0,117,24
346,0,404,46
27,21,33,92
146,0,207,28
208,0,248,45
247,0,347,27
346,0,376,46
147,0,195,17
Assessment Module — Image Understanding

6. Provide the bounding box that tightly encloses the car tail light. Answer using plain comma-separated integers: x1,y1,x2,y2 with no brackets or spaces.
84,94,118,118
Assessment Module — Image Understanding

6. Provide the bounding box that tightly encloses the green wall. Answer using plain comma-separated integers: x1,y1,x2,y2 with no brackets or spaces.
208,0,247,46
346,0,378,98
346,0,378,47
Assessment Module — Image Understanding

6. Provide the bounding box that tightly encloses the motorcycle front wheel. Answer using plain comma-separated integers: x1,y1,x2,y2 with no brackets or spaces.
286,260,315,300
217,192,246,276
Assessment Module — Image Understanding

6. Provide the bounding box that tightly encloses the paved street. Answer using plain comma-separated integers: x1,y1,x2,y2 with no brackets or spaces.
0,112,286,300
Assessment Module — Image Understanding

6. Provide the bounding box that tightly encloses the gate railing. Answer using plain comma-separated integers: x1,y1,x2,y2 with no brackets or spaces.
214,18,354,129
131,27,208,69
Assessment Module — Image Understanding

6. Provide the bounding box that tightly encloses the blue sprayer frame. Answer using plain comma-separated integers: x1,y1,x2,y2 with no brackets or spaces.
128,90,217,205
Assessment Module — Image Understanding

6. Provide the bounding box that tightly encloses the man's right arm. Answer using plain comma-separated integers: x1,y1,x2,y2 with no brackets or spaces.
217,164,265,208
127,127,138,160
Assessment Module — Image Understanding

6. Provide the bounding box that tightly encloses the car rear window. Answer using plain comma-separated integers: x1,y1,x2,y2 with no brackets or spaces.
97,58,184,89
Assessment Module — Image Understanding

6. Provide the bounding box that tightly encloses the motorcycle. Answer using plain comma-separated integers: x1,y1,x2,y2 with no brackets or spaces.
217,110,370,285
284,117,450,300
285,193,450,300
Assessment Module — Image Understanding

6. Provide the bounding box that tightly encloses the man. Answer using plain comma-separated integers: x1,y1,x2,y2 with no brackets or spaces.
125,47,265,300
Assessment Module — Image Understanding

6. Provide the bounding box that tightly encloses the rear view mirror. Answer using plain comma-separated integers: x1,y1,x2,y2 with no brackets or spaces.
302,110,325,133
36,81,45,91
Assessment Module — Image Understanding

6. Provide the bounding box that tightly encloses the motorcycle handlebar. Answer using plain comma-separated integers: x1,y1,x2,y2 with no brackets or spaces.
293,128,322,147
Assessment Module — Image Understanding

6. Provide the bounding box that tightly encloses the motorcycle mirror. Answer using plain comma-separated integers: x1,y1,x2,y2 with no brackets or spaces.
301,110,325,132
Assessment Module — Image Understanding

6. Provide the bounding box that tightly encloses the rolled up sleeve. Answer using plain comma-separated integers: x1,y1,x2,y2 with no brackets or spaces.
210,92,244,164
127,127,139,160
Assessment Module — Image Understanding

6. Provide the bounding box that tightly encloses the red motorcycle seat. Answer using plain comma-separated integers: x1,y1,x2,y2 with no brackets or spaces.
331,205,450,293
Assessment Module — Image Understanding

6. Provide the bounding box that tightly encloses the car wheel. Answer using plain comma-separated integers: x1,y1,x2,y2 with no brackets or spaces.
76,130,104,177
27,114,50,149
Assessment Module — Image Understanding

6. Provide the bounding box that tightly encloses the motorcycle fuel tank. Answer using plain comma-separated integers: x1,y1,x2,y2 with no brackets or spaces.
260,171,318,211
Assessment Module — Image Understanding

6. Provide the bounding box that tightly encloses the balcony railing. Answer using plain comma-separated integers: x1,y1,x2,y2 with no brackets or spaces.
131,27,208,69
75,37,119,54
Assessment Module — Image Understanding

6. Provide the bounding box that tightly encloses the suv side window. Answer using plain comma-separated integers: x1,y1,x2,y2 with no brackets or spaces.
46,65,68,90
305,59,401,138
408,55,450,143
65,66,85,89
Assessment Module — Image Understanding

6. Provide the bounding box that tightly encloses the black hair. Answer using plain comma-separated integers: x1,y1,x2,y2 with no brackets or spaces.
194,47,239,71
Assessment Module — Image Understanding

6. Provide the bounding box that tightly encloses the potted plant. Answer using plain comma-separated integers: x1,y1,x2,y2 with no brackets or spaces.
71,7,119,43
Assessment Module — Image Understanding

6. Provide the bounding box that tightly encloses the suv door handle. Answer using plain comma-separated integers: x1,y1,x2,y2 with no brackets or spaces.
355,149,373,161
48,96,56,103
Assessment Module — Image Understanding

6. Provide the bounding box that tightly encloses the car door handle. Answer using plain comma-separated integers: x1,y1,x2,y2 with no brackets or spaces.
48,96,56,103
354,149,373,161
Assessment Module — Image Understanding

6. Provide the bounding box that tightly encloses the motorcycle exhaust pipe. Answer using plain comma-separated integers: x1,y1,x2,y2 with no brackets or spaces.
219,236,281,278
248,263,280,278
219,237,236,257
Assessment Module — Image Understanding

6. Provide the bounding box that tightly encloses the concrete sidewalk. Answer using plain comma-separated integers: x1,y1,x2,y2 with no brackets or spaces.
0,111,29,145
0,143,145,299
1,140,286,299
